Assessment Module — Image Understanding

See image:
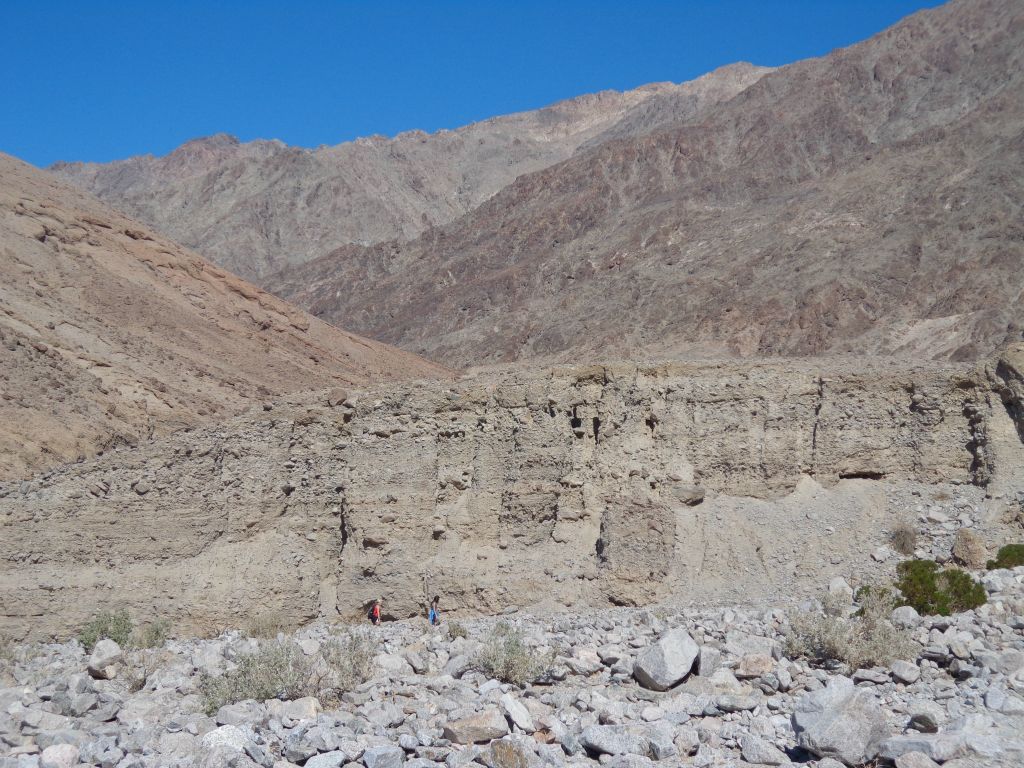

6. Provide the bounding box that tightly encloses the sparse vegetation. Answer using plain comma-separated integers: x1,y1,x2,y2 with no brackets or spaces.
199,631,377,714
0,634,16,664
473,622,555,686
245,612,286,639
447,620,468,640
78,610,134,651
785,588,917,669
320,630,377,696
890,522,918,556
895,558,987,616
77,612,172,652
134,620,171,649
987,544,1024,570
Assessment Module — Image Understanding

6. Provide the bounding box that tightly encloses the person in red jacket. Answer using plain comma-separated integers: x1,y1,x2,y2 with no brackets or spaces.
369,599,382,625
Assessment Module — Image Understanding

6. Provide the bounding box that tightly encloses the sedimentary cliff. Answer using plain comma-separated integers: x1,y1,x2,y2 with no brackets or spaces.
3,355,1023,640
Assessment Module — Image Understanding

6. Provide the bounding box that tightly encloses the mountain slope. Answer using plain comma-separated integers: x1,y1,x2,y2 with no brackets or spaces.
268,0,1024,369
49,64,770,280
0,153,449,480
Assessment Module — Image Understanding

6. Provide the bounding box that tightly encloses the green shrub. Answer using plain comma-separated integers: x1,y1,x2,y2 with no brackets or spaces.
78,611,133,651
785,589,917,669
473,622,554,686
895,559,987,616
447,620,468,640
987,544,1024,570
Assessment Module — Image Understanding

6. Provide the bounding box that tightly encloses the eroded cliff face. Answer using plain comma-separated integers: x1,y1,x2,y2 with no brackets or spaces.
2,358,1018,640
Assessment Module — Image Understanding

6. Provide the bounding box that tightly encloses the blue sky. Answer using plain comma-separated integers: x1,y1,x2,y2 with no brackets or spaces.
1,0,943,167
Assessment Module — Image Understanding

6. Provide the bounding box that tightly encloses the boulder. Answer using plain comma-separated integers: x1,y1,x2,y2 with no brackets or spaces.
890,660,921,685
362,744,405,768
500,693,535,733
633,628,699,691
87,639,123,679
579,724,673,760
40,744,79,768
740,734,788,766
792,676,889,766
443,709,510,744
201,725,250,753
490,738,542,768
951,529,987,569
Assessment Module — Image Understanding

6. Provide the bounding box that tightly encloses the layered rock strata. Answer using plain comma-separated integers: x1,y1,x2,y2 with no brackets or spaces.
2,357,1022,640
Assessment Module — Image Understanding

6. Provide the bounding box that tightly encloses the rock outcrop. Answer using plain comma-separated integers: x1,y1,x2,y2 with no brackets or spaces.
0,152,449,480
3,356,1021,640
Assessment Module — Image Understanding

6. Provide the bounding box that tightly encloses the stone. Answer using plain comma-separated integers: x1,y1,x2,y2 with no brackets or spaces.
490,739,541,768
632,628,699,691
304,753,348,768
878,734,967,764
362,744,405,768
696,645,720,676
736,654,774,679
87,639,123,679
890,660,921,685
579,724,660,758
891,606,921,629
201,725,250,753
500,693,535,733
950,529,987,569
791,676,889,766
907,700,945,733
40,744,79,768
724,630,781,660
739,734,788,766
443,709,510,744
894,752,941,768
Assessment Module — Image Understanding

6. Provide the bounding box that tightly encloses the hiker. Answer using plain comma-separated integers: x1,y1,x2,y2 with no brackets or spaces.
428,595,440,626
368,598,382,625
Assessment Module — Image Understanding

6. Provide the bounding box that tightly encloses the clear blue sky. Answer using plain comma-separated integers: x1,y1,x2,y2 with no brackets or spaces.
1,0,943,167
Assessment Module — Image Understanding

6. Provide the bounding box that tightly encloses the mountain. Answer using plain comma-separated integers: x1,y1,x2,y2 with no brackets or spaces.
48,64,770,280
0,153,449,481
266,0,1024,369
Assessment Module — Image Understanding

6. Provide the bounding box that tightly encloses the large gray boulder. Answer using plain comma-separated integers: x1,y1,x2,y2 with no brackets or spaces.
443,709,510,744
87,639,122,680
792,676,890,766
580,724,675,760
632,628,699,691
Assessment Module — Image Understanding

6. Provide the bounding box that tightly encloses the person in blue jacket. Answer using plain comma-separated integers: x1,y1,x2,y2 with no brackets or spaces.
428,596,440,626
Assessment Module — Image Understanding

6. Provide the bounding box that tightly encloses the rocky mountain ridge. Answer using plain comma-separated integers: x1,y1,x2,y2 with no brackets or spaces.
49,64,770,280
269,0,1024,369
0,153,449,481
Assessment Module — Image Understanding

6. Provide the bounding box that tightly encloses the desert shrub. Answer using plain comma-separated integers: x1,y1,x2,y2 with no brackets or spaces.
78,610,133,651
200,642,316,714
895,559,987,616
890,522,918,556
200,632,377,714
321,630,377,695
0,634,15,664
987,544,1024,570
133,620,170,650
245,612,286,639
785,589,917,669
447,620,469,640
473,622,554,686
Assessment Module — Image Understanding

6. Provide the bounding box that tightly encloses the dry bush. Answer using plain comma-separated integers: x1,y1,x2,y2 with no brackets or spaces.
0,634,15,664
447,620,469,640
200,631,378,714
473,622,555,686
245,613,286,639
931,490,952,502
133,620,170,650
200,641,316,714
785,589,917,670
890,522,918,556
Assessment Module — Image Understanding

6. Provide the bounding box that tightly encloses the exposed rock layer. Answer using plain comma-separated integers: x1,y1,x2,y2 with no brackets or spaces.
4,355,1022,641
270,0,1024,368
50,65,769,280
0,153,449,481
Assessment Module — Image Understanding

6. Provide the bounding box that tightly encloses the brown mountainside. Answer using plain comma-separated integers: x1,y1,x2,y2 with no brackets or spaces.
49,64,769,281
0,153,449,480
268,0,1024,369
